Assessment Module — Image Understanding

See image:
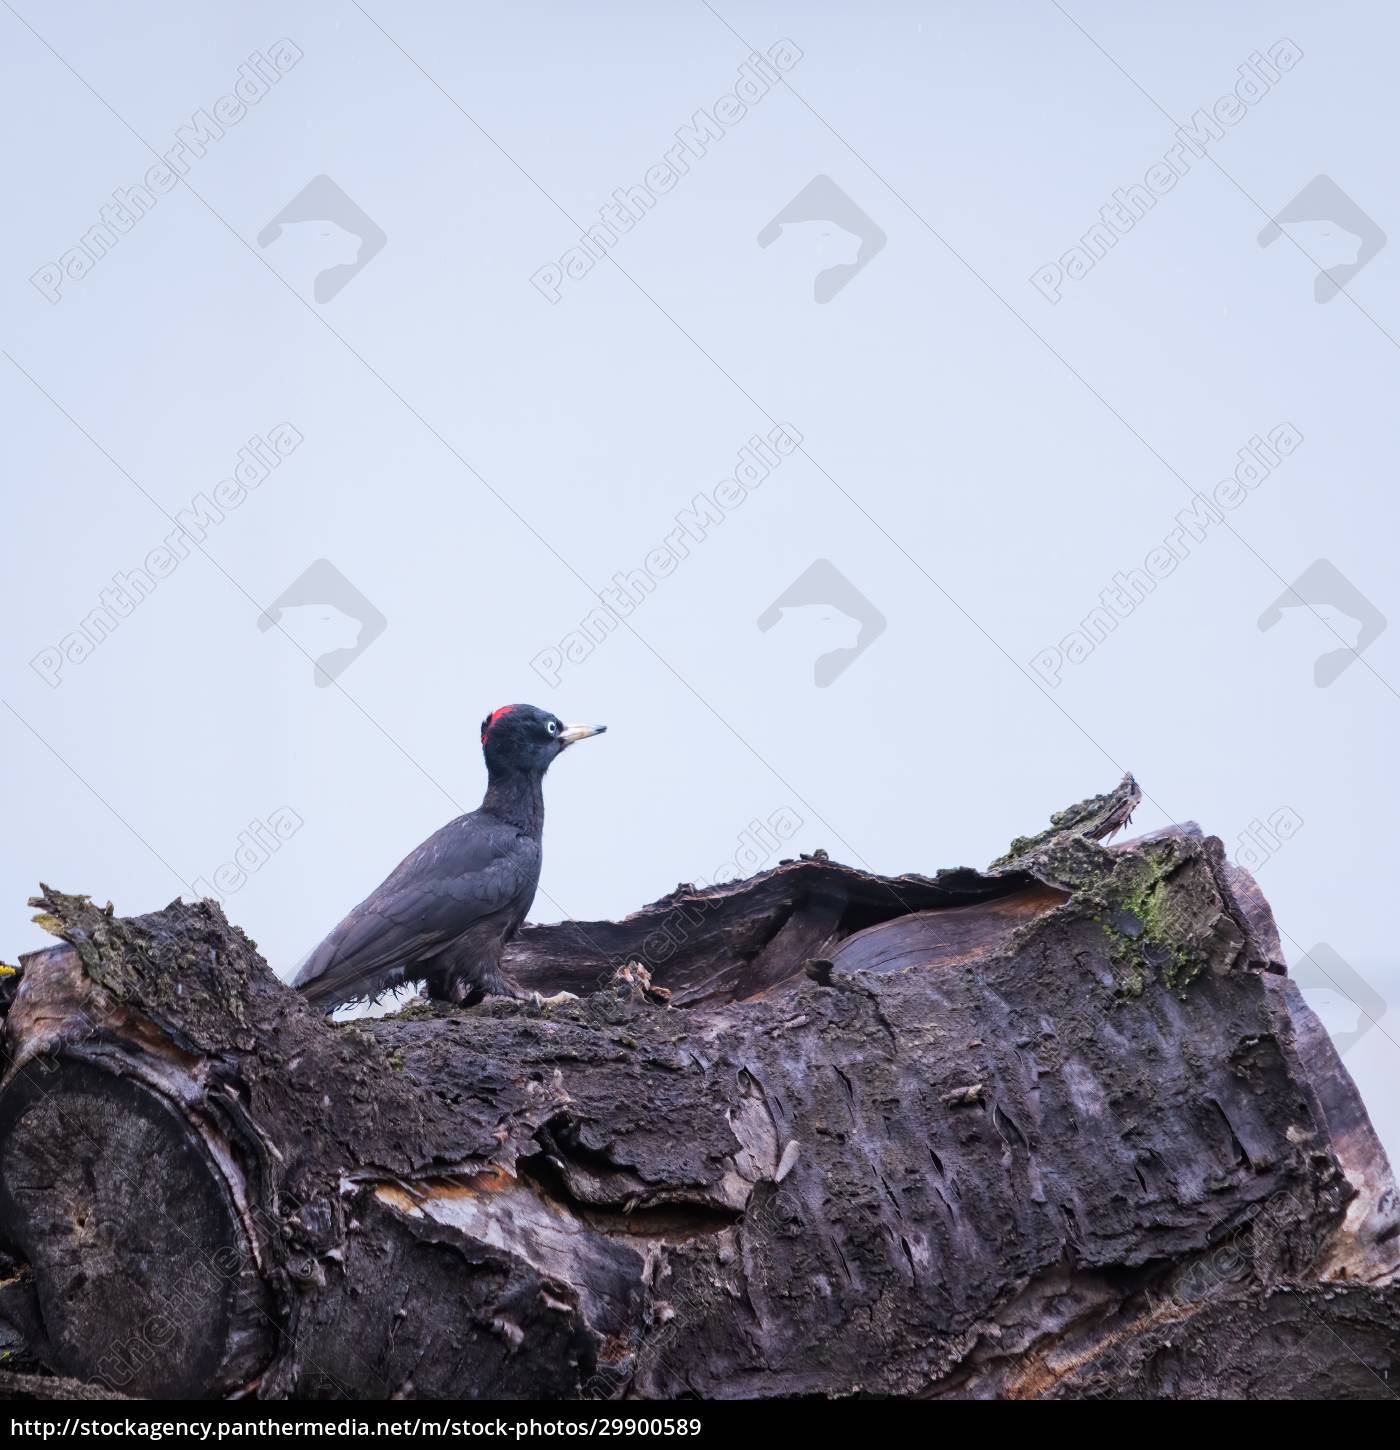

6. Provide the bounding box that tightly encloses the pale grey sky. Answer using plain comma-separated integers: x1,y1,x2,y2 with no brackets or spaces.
3,1,1396,1160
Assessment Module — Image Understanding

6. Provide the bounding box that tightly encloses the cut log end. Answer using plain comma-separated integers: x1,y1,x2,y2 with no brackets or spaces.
0,1058,250,1398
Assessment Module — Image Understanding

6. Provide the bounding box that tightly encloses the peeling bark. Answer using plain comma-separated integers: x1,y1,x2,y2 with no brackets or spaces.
1,775,1396,1399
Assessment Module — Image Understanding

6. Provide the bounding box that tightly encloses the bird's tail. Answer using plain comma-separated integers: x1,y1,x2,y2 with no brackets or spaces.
293,939,412,1013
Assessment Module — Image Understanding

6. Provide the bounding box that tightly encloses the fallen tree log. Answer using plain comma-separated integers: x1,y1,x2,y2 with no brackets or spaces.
0,775,1396,1399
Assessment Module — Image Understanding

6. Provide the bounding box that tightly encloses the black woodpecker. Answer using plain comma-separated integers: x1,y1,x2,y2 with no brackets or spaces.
293,704,605,1010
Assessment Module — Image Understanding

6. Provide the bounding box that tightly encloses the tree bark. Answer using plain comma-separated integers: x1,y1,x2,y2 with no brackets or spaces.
1,775,1396,1399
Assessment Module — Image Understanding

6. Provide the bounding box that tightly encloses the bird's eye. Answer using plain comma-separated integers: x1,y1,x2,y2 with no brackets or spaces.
546,721,558,736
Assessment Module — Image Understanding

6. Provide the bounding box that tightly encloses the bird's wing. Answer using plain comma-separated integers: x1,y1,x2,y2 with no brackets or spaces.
293,812,539,1008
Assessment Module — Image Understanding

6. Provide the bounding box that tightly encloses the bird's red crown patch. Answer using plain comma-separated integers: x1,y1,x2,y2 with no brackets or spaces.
481,705,515,743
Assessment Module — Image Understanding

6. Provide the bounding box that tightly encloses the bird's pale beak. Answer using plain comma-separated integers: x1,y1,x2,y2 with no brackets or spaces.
558,723,607,747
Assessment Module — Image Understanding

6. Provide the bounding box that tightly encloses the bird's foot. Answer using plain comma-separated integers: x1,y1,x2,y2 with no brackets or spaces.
528,989,579,1009
474,973,578,1009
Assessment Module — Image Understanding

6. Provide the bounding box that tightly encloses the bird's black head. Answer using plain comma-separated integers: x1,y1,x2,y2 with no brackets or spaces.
480,704,606,777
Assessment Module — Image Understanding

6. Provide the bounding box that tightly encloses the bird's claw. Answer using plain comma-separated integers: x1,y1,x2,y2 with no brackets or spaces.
529,990,579,1009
